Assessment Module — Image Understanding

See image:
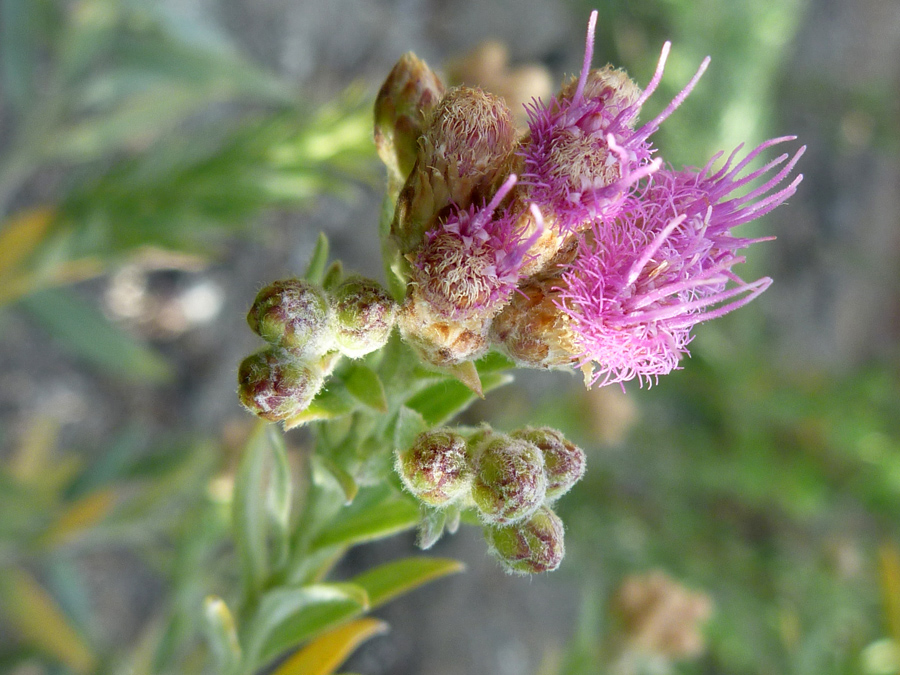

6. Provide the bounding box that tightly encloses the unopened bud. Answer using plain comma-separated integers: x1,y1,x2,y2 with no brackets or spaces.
471,434,546,524
511,427,585,501
374,52,446,186
397,295,489,367
331,276,398,358
237,349,324,422
396,429,471,507
247,280,331,357
485,505,565,574
392,86,517,254
489,277,579,368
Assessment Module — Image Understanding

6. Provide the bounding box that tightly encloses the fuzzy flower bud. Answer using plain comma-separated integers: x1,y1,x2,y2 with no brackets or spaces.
489,275,579,369
397,295,490,367
374,52,446,187
470,434,546,525
392,86,517,254
485,506,565,574
330,276,398,358
247,279,331,357
396,429,472,507
511,427,585,501
237,349,324,422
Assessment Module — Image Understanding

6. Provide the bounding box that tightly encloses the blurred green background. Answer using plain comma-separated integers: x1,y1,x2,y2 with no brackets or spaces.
1,0,899,674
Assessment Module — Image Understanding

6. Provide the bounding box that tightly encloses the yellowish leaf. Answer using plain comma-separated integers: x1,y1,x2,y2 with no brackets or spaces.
880,543,900,642
0,207,55,279
41,489,118,547
10,416,60,483
0,567,97,674
272,618,388,675
0,257,104,306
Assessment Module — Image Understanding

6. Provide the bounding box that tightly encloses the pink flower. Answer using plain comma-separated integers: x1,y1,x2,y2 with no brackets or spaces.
412,175,544,320
520,10,709,234
557,138,805,387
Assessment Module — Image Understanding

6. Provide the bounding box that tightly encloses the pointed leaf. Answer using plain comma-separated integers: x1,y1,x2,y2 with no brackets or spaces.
352,557,465,609
244,583,369,666
311,497,420,551
272,618,388,675
40,488,118,547
415,507,446,551
344,364,387,412
203,596,242,674
304,233,330,284
232,422,272,601
322,261,344,291
445,361,482,397
266,426,293,570
406,372,513,426
284,385,355,429
393,406,428,454
0,567,97,674
311,455,358,505
0,207,55,280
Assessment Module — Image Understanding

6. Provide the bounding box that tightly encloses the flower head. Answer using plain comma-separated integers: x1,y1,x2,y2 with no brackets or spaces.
412,175,543,320
558,138,805,386
520,11,709,234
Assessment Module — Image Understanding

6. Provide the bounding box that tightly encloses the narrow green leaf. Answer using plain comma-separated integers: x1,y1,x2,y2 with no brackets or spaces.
232,423,271,602
344,364,387,413
284,384,355,429
310,498,420,551
266,426,292,571
304,233,330,284
415,507,446,551
203,596,242,674
405,372,514,426
322,261,343,291
393,407,428,454
352,557,465,609
243,583,369,667
20,289,172,383
311,456,358,505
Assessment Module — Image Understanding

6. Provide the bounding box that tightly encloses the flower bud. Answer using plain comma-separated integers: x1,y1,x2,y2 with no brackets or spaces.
485,506,565,574
510,427,585,501
470,434,546,524
330,276,398,358
489,276,579,368
396,429,471,507
397,295,489,367
374,52,446,187
247,280,331,357
392,86,517,254
237,349,324,422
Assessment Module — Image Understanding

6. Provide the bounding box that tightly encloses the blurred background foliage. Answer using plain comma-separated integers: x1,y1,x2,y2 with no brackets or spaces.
1,0,899,674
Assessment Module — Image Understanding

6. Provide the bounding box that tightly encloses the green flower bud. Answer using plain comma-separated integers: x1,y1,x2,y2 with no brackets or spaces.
471,435,546,524
396,429,471,507
510,427,585,501
247,280,331,357
237,349,324,422
374,52,446,187
485,506,565,574
331,276,398,358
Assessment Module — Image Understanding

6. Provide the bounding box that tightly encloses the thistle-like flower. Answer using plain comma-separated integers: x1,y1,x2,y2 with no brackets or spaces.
519,10,709,235
411,175,543,321
558,138,805,386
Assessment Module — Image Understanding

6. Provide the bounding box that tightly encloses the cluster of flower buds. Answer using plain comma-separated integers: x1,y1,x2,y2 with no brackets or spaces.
238,275,397,422
375,11,804,386
395,425,585,574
